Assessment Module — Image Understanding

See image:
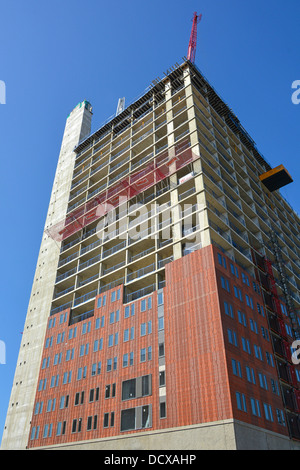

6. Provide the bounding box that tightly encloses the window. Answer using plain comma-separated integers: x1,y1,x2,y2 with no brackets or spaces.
38,378,47,391
250,319,258,334
261,326,269,341
124,327,134,342
35,402,43,415
77,366,87,380
71,418,82,433
217,253,227,269
253,281,260,294
66,348,74,361
120,408,135,431
62,371,72,384
111,289,120,303
30,426,40,441
141,321,152,336
158,292,164,306
56,422,62,437
59,312,67,324
109,310,119,324
79,343,89,357
140,348,146,362
246,366,256,384
242,337,251,354
123,353,128,368
241,272,250,286
45,336,53,348
285,324,293,337
259,373,268,390
124,306,130,318
56,332,65,344
271,379,280,395
159,342,165,357
160,402,166,419
280,303,288,316
232,359,242,378
228,329,238,347
124,329,129,342
74,391,84,406
43,423,53,439
68,327,77,340
230,263,239,277
122,378,136,400
87,415,97,431
263,403,274,422
120,405,151,432
93,338,103,352
82,322,91,334
42,357,50,369
141,299,147,312
122,375,152,401
95,316,105,329
103,413,109,428
257,303,265,317
245,295,254,309
107,358,112,372
276,409,286,426
234,286,243,301
250,398,261,417
130,351,134,366
59,395,69,409
158,316,164,331
50,375,59,388
236,392,247,412
221,276,230,292
254,344,263,361
238,311,247,327
53,353,62,365
159,370,166,386
224,302,234,318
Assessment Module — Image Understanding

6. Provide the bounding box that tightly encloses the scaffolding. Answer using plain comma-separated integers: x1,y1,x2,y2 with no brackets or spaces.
46,139,195,243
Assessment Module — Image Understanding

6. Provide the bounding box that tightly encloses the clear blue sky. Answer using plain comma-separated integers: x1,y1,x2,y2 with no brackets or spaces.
0,0,299,441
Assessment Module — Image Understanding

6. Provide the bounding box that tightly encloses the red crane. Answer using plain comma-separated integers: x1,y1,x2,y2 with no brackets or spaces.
187,12,202,64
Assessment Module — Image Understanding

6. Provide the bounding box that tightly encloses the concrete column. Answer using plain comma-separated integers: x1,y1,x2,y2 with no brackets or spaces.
1,101,92,450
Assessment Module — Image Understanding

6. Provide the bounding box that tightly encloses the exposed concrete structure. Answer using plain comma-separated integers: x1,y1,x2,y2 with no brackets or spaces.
1,101,92,449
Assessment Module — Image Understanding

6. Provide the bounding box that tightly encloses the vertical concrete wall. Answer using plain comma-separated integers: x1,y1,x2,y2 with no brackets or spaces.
1,101,92,449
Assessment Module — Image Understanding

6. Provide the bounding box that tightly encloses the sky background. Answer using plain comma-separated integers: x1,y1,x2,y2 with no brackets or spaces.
0,0,299,443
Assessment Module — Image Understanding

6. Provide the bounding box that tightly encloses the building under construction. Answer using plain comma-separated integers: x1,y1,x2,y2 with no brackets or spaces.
2,55,300,450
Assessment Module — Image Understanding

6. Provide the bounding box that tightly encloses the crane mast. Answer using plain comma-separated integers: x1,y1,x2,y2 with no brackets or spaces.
187,12,202,64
